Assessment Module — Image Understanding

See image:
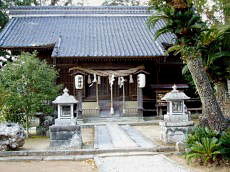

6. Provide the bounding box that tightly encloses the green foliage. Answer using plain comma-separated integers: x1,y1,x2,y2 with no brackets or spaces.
0,52,62,127
0,1,9,31
201,25,230,82
148,1,230,108
181,24,230,93
148,0,207,62
185,137,221,164
185,127,230,164
186,127,220,146
220,130,230,158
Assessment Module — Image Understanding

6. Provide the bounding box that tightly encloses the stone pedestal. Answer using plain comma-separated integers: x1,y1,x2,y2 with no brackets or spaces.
159,85,194,144
54,118,77,126
49,125,82,148
159,121,194,144
50,88,82,149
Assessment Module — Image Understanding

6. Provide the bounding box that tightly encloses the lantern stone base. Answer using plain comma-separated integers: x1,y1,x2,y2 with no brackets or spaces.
49,125,82,149
54,118,77,126
159,121,194,144
164,114,190,123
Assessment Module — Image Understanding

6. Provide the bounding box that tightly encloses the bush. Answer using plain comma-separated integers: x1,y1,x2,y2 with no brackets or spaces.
186,127,220,146
0,52,62,135
220,130,230,159
185,127,230,165
185,137,221,164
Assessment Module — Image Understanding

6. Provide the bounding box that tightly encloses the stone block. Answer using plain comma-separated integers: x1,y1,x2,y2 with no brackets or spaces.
49,140,70,147
159,121,194,144
54,119,76,126
49,124,82,149
176,142,185,152
49,125,80,132
50,131,75,140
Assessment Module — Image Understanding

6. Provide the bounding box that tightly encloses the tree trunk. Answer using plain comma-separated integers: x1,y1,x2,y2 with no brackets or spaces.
186,57,226,131
215,81,227,116
51,0,59,5
26,114,31,138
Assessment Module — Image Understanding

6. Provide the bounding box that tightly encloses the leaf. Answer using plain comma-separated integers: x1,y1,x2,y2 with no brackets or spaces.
187,15,200,27
167,45,182,53
207,51,230,66
182,65,190,75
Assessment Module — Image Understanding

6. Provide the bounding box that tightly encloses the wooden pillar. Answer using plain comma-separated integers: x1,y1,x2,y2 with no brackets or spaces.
76,89,83,119
96,82,99,107
110,84,114,115
137,87,143,117
122,84,126,115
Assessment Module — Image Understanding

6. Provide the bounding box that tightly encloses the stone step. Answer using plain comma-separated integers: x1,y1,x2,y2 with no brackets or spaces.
85,117,144,123
0,155,93,161
94,125,113,149
0,146,175,158
106,124,137,148
121,125,156,148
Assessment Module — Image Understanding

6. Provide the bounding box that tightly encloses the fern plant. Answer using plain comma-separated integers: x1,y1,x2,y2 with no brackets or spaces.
186,127,220,146
220,131,230,158
185,137,221,164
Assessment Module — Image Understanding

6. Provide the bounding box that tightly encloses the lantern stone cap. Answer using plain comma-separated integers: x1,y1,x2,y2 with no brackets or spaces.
162,84,190,101
52,88,78,104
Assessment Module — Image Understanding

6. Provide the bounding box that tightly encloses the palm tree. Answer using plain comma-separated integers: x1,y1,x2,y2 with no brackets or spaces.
183,25,230,115
148,0,227,131
200,25,230,115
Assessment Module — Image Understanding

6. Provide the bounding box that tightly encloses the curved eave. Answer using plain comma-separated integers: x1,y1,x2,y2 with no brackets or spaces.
0,44,55,50
52,55,166,58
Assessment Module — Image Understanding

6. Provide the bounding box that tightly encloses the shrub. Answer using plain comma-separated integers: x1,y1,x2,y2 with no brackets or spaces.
0,52,62,135
220,130,230,159
185,127,230,164
185,137,221,164
186,127,220,146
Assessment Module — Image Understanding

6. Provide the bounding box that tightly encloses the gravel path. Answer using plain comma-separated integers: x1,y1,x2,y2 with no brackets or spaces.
95,154,192,172
0,160,97,172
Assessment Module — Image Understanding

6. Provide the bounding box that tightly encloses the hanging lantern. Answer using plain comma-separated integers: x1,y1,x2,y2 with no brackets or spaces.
75,75,84,89
137,73,146,88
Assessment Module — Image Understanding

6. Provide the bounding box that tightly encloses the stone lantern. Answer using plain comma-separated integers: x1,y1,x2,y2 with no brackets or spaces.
162,85,190,122
52,88,78,126
49,88,82,148
159,85,194,144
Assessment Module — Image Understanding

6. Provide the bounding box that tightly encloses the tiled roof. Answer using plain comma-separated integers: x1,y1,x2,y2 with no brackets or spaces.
9,6,152,16
0,6,175,58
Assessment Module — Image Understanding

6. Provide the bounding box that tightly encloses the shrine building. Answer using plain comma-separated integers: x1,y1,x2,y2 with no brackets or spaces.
0,6,196,120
